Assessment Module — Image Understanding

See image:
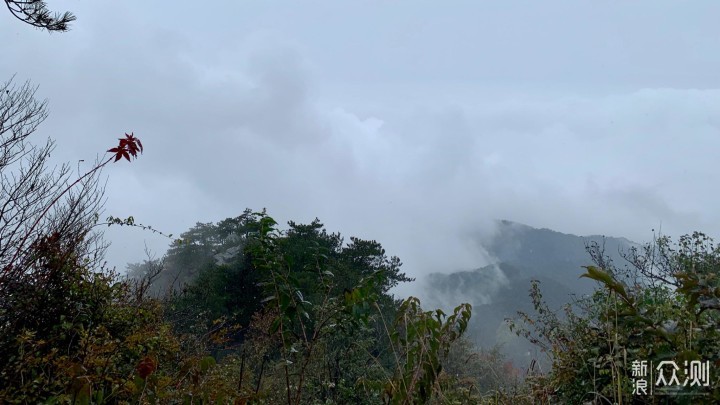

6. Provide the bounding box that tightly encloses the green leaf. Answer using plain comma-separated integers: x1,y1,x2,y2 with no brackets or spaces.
269,317,281,334
580,266,614,285
199,356,216,373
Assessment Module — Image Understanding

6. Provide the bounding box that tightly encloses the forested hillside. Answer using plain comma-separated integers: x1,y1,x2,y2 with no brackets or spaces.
5,188,720,402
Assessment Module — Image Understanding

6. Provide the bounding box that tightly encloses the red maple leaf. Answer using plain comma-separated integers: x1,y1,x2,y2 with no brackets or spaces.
136,356,157,379
107,132,143,162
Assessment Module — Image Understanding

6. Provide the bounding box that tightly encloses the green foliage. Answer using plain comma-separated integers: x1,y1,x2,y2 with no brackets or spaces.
371,297,471,404
246,211,406,404
17,196,720,404
0,221,249,403
1,198,480,405
155,210,470,405
510,232,720,404
157,209,413,358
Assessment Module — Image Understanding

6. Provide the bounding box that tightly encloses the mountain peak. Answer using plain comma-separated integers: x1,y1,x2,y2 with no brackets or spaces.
495,219,636,243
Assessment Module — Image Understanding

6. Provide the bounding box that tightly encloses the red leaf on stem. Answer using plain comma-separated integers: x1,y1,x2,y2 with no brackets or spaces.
107,132,143,162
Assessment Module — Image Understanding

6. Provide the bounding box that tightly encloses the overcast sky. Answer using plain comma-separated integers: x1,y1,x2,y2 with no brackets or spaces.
3,1,720,295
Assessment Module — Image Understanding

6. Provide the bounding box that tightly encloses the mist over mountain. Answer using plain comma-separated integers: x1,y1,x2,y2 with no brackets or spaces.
421,219,637,369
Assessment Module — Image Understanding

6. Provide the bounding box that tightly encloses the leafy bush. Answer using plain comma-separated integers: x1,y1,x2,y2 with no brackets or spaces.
510,232,720,404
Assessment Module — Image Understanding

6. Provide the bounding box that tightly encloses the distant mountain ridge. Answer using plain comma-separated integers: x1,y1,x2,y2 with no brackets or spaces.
422,219,638,368
485,219,636,296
